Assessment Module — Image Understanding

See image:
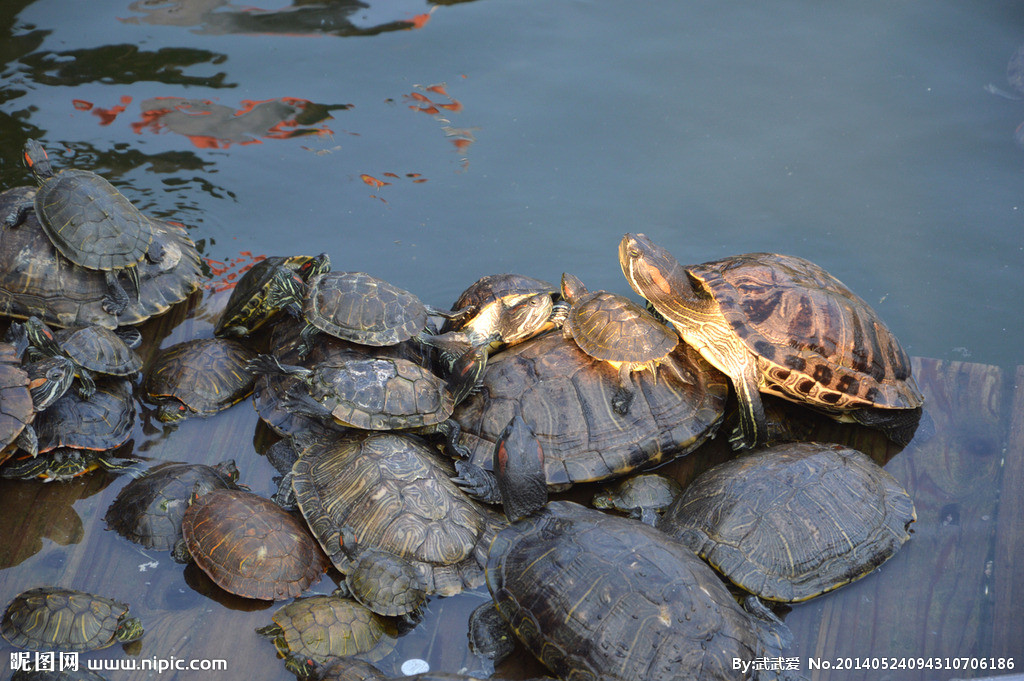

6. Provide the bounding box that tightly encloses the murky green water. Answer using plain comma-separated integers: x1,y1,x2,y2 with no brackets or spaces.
1,0,1022,679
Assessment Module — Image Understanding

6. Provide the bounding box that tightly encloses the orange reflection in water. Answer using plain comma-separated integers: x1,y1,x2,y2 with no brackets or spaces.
72,96,134,126
403,82,476,169
204,251,267,292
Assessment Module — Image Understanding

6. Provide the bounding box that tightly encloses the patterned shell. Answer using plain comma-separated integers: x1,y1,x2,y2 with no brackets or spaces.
265,595,397,664
304,271,427,346
34,378,134,453
454,332,727,487
1,587,133,652
145,338,256,417
0,186,202,329
688,253,923,410
105,461,239,550
440,273,555,334
563,288,677,363
181,488,329,600
292,432,502,596
486,501,783,681
215,254,318,337
657,442,916,602
0,342,34,460
53,325,142,375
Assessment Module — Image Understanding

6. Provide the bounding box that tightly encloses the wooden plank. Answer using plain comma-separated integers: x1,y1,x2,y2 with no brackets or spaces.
992,365,1024,660
785,358,1008,681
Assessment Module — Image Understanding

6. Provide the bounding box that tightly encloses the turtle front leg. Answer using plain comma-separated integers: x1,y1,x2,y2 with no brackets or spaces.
75,368,97,400
3,200,32,228
102,271,131,316
611,363,636,416
451,459,501,504
728,360,768,450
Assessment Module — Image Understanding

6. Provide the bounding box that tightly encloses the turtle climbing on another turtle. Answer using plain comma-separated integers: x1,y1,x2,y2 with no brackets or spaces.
4,140,157,316
619,232,924,450
1,587,143,652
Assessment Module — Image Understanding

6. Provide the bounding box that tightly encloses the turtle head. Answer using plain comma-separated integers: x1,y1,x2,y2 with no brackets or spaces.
494,414,548,522
27,356,76,409
619,233,691,305
559,272,588,305
298,252,331,280
24,316,61,358
23,139,55,182
115,615,144,644
498,291,555,346
156,400,191,423
214,459,240,484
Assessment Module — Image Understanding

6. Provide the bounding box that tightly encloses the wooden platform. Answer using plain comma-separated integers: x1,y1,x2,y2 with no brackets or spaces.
0,291,1020,680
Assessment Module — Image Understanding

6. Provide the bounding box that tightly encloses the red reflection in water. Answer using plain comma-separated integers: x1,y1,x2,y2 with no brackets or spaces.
403,83,477,169
204,251,266,292
71,96,134,126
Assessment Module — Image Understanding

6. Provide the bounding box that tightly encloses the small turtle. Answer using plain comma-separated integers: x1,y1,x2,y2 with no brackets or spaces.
480,417,790,681
0,186,202,330
657,442,917,603
5,140,156,316
591,473,684,526
0,341,38,462
22,317,142,398
620,233,924,450
287,431,504,604
176,488,329,600
145,338,256,422
256,594,398,678
558,272,680,414
104,460,240,551
1,587,143,652
214,252,330,338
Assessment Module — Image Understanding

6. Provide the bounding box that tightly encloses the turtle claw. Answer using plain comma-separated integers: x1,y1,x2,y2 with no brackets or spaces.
611,387,634,416
452,459,501,504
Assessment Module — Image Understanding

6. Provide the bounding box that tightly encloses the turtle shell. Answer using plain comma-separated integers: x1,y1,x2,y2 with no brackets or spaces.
145,338,256,421
34,378,134,453
105,460,240,550
52,325,143,376
181,488,329,600
486,501,786,681
687,252,923,411
454,332,727,487
440,273,556,335
1,587,142,652
0,342,34,462
33,161,153,273
260,595,397,667
0,186,201,329
313,658,390,681
292,432,503,596
303,271,427,346
215,254,322,337
591,473,684,522
657,442,917,602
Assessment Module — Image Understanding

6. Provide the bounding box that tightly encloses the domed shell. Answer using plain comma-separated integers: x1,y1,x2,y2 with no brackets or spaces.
454,332,727,487
657,442,917,602
486,501,786,681
145,338,256,421
51,324,142,376
304,271,427,346
34,378,135,454
292,432,503,596
181,488,329,600
1,587,142,652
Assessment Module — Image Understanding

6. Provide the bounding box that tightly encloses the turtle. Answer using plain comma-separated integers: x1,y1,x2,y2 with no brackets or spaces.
481,418,790,681
256,594,398,678
214,252,330,338
310,658,389,681
0,448,138,482
145,338,256,422
269,270,453,355
557,272,680,415
0,341,38,463
0,185,202,330
176,487,330,600
104,460,240,551
5,140,156,316
21,317,142,398
656,441,917,603
1,587,143,652
287,431,505,604
619,232,925,450
451,330,727,496
591,473,684,526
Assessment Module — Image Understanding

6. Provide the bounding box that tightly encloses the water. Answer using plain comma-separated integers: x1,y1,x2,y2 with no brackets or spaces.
1,0,1022,679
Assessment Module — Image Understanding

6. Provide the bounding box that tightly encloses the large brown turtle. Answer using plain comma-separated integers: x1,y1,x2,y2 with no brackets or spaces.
619,232,924,449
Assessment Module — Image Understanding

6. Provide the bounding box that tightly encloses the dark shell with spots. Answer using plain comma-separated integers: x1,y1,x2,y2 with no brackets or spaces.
686,253,923,411
486,501,786,681
454,332,727,487
657,442,916,602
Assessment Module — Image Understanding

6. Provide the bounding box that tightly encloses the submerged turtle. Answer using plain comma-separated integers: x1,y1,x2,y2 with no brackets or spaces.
105,460,240,551
145,338,256,422
1,587,143,652
5,140,155,316
452,331,727,495
619,233,924,450
256,594,398,677
288,431,504,602
214,252,330,338
657,442,916,603
591,473,684,526
0,185,202,330
176,488,329,600
480,416,790,681
558,272,680,414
